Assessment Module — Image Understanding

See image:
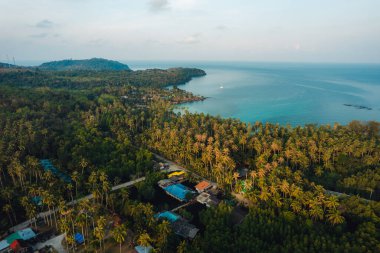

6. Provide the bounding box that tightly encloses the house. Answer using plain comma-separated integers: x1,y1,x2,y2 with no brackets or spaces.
158,179,174,188
135,245,153,253
171,220,199,239
155,211,199,239
40,159,71,183
0,228,36,253
196,192,220,207
155,211,180,223
0,240,10,253
194,180,212,193
237,168,249,178
168,171,186,179
163,183,195,202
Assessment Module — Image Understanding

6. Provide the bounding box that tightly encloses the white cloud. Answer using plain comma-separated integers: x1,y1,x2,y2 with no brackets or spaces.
149,0,169,12
178,33,201,44
35,19,55,29
294,42,301,51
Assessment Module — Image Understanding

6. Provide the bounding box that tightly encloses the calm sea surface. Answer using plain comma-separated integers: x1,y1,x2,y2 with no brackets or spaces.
128,61,380,126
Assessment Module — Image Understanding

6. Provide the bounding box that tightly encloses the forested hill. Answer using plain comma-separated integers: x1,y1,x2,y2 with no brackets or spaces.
0,62,18,68
0,65,206,88
38,58,131,71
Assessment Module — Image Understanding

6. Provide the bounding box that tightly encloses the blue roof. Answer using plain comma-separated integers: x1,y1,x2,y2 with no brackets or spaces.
163,183,193,202
0,240,9,251
5,228,37,244
135,245,153,253
155,211,180,223
40,159,71,183
18,228,36,240
75,233,84,244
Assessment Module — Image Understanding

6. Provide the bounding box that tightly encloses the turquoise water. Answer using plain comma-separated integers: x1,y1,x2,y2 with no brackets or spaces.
131,61,380,126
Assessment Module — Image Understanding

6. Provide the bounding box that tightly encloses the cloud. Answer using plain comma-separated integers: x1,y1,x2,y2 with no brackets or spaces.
293,42,301,51
35,19,55,29
178,33,201,44
29,33,49,38
215,25,227,30
87,39,106,46
149,0,169,12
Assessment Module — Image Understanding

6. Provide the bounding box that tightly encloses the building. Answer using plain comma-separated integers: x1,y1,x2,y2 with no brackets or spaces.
171,220,199,239
155,211,199,239
194,180,212,193
196,192,220,207
155,211,180,223
135,245,153,253
158,179,174,188
168,171,186,178
163,183,195,202
0,228,36,253
40,159,71,183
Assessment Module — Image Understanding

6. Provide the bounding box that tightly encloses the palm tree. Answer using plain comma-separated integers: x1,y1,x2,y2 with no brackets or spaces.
137,232,152,253
94,216,106,251
71,171,79,197
157,220,171,250
177,240,187,253
279,180,290,197
79,158,88,175
326,209,345,225
309,206,324,221
112,224,128,253
3,204,13,226
290,201,302,214
76,213,87,248
94,226,105,252
233,172,239,185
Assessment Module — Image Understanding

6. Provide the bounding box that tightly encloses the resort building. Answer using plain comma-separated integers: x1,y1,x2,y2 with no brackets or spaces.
40,159,71,183
155,211,199,239
196,192,220,207
0,228,36,253
162,183,195,202
194,180,212,193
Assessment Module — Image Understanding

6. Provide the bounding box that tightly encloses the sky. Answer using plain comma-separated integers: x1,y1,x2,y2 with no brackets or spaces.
0,0,380,63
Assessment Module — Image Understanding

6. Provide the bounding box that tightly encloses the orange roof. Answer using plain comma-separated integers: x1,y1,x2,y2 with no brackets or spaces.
195,181,211,191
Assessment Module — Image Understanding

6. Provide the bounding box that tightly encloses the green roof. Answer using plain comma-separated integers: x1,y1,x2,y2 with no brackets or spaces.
5,228,36,244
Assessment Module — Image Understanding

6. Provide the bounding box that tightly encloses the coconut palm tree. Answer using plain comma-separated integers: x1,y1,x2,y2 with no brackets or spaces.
326,209,345,225
71,171,79,197
177,240,187,253
137,232,152,253
157,220,171,250
112,224,128,253
3,204,14,226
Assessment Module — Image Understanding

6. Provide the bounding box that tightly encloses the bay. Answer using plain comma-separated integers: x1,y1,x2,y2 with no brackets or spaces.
129,61,380,126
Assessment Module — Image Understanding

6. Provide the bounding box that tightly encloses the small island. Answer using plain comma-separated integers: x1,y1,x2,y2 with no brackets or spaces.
343,104,373,110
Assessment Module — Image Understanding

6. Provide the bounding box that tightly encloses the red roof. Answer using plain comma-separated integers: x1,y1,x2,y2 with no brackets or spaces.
10,240,20,251
195,181,211,191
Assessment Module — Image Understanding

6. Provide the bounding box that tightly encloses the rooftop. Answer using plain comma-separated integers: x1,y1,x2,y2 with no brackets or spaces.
195,180,211,192
163,183,194,202
155,211,181,223
0,228,37,250
172,220,199,239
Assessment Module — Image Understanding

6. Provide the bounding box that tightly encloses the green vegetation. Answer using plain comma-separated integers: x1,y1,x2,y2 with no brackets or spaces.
0,63,379,252
39,58,130,71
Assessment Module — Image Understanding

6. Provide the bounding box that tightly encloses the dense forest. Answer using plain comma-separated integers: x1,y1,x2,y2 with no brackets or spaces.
0,64,206,89
38,58,131,71
0,65,379,252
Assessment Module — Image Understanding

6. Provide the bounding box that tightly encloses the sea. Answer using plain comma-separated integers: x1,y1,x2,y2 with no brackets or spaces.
18,60,380,126
128,61,380,126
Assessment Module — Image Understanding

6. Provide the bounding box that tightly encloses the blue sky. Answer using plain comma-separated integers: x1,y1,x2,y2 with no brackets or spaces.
1,0,379,63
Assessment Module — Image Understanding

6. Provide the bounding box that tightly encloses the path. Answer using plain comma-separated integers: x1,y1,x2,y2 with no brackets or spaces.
153,153,217,187
34,233,66,253
9,177,146,232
